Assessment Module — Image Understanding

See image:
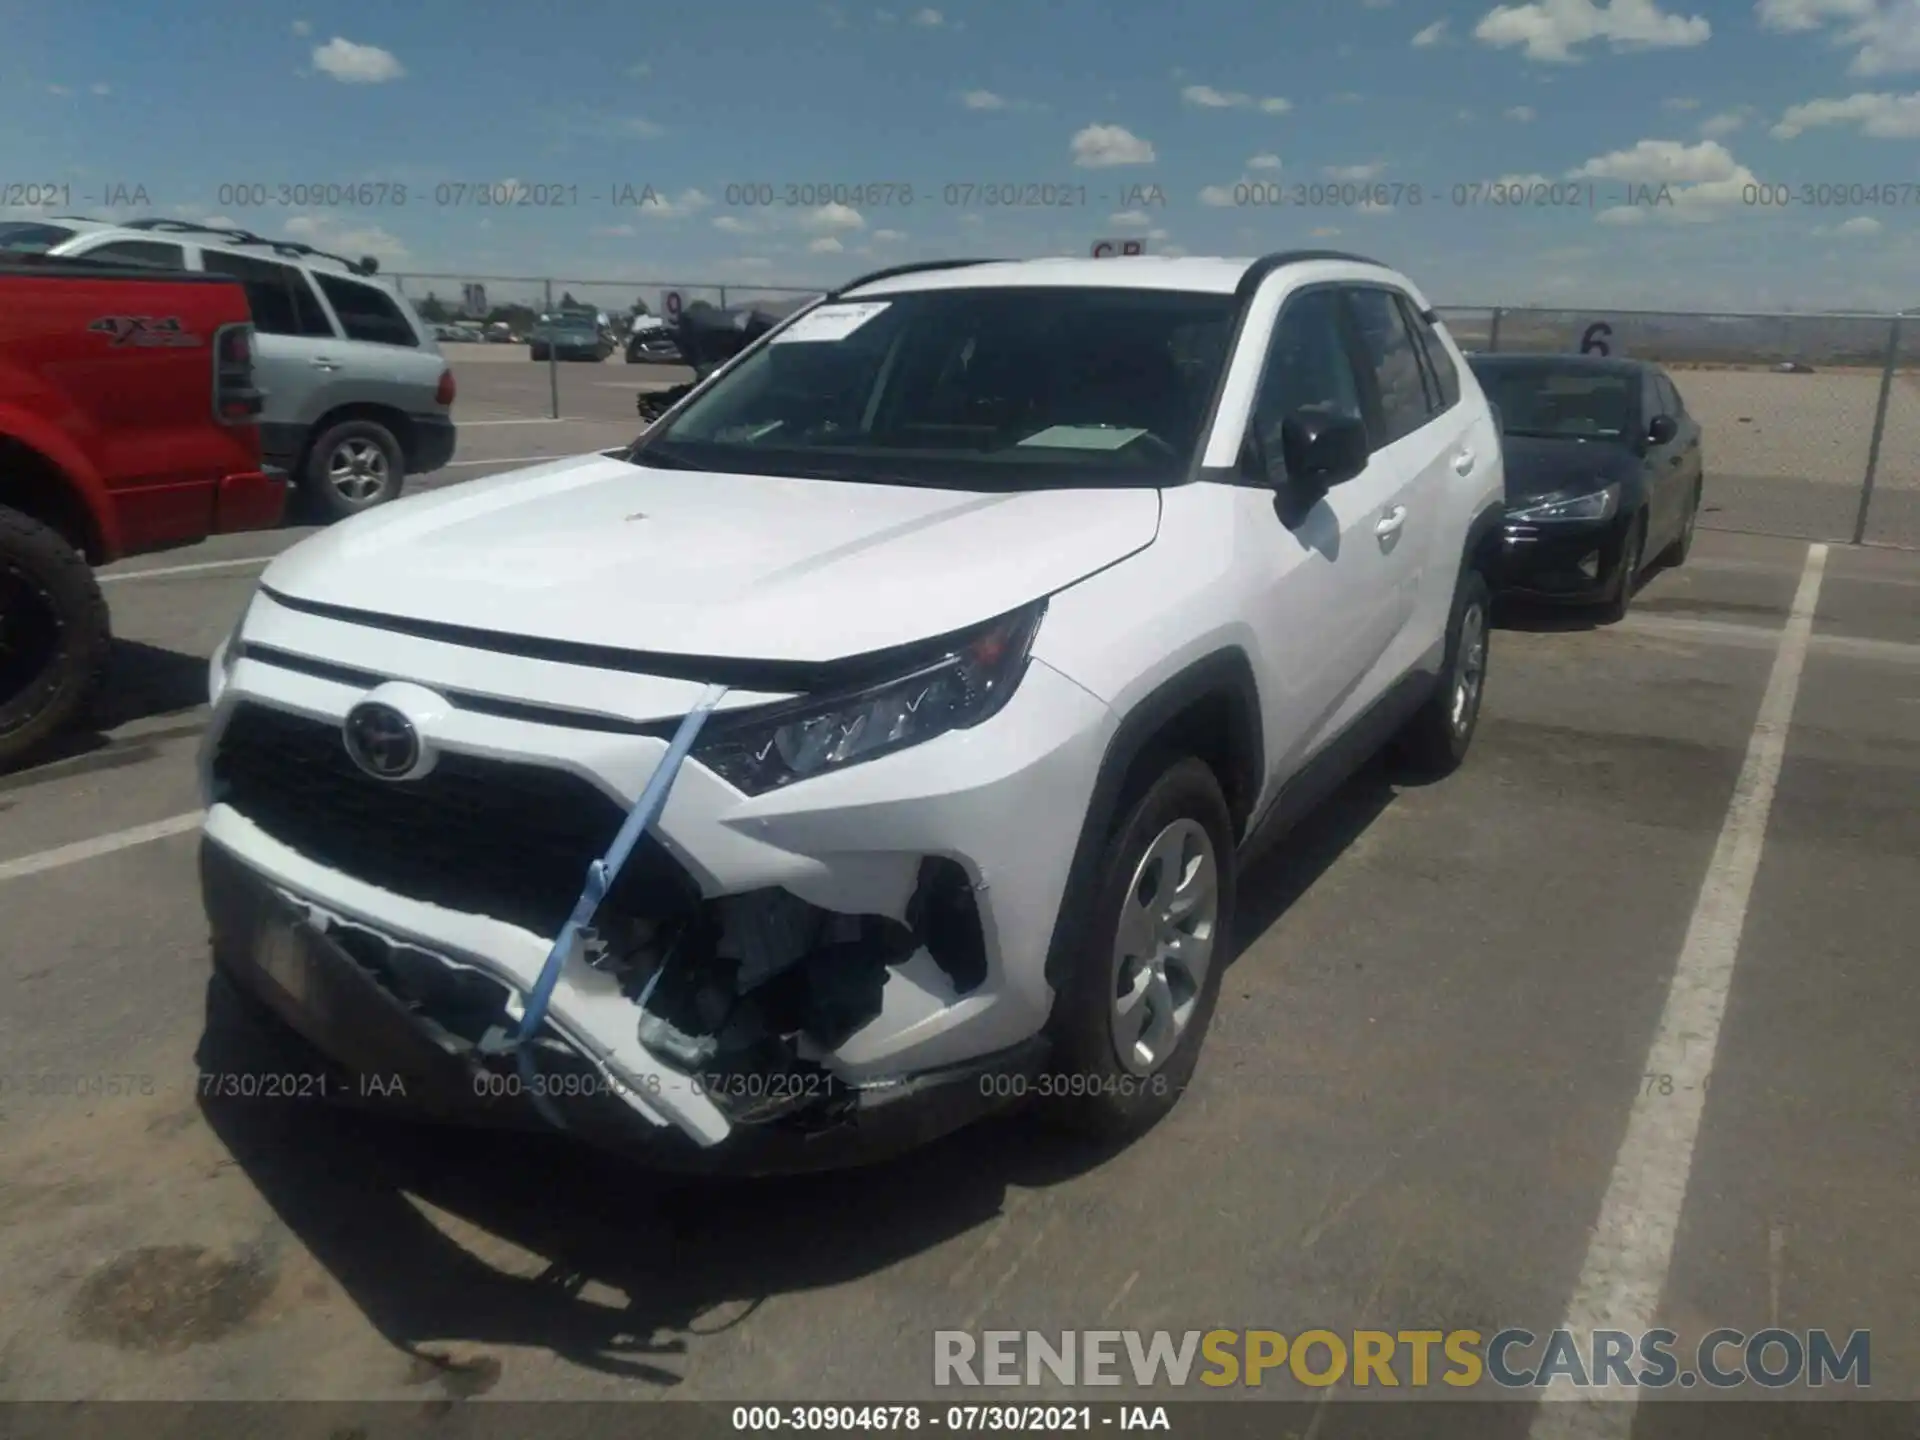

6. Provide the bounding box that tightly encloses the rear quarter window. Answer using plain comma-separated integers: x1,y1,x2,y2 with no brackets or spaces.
314,274,420,348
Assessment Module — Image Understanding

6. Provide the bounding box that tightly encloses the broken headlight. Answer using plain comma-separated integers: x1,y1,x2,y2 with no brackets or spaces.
693,602,1045,795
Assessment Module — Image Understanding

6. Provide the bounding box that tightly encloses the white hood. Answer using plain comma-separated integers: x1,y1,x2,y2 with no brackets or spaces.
263,453,1161,663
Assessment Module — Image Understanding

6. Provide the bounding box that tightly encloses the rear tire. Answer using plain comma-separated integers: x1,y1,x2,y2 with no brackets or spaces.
303,419,405,523
1038,757,1236,1143
1390,566,1491,779
0,506,110,770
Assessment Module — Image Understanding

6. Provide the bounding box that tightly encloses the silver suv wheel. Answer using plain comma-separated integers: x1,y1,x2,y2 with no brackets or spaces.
1109,817,1219,1075
327,438,391,502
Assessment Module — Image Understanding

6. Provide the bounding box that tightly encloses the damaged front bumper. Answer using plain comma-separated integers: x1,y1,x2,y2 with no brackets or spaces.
196,592,1113,1169
201,838,1047,1173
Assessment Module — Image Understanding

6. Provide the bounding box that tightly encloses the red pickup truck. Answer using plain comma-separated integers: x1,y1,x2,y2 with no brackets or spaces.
0,257,286,767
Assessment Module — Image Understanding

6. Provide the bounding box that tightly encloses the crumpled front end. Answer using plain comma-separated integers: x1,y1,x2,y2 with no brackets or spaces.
197,586,1113,1169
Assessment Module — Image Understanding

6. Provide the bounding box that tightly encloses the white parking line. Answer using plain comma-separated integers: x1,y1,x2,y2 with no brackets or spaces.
0,812,201,884
456,418,572,426
1530,542,1828,1434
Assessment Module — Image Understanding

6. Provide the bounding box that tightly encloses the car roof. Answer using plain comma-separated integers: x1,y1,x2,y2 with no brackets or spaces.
845,253,1417,300
43,217,383,280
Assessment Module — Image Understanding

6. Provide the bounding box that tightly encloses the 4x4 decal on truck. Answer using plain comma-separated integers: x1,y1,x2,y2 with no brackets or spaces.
87,315,201,348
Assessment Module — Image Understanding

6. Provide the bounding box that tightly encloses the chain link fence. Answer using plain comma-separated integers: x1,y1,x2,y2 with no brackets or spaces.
388,274,1915,549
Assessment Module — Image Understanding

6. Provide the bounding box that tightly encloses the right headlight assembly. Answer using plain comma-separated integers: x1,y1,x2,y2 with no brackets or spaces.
692,602,1046,796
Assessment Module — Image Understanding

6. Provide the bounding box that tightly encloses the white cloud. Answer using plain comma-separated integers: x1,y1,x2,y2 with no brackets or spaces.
1472,0,1711,62
1663,95,1701,108
1198,184,1239,206
1325,162,1386,179
801,201,866,232
291,18,311,35
1497,171,1556,186
1070,123,1156,166
312,37,407,84
1147,227,1170,240
1596,205,1648,224
959,213,984,226
1822,214,1884,235
1413,19,1449,44
1772,89,1920,135
281,213,411,264
1248,152,1283,169
1699,106,1749,135
591,224,637,238
712,215,754,233
872,228,907,242
808,236,846,252
1567,137,1760,220
1333,90,1365,102
1110,209,1153,227
46,83,70,96
90,81,111,95
1506,104,1537,119
961,89,1008,108
645,188,713,219
911,6,944,23
1181,84,1291,111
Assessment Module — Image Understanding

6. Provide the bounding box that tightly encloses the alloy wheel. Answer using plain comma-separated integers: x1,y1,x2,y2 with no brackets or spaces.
1109,818,1220,1075
327,439,390,502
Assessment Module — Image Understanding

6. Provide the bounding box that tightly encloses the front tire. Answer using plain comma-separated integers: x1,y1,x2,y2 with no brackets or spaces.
1600,511,1647,625
1391,566,1491,778
303,419,405,522
0,506,111,769
1039,757,1235,1142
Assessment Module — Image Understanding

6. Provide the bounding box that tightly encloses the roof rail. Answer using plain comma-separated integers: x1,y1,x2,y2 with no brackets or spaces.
831,258,1006,297
118,217,379,276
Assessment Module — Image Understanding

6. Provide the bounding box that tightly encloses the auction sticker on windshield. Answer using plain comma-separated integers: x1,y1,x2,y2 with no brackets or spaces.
771,301,891,343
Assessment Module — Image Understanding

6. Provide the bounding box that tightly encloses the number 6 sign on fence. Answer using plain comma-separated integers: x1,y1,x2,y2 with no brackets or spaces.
1580,321,1615,357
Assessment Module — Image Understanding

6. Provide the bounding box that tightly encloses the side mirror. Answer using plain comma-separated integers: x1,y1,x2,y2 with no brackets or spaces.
1277,409,1370,488
1647,414,1678,446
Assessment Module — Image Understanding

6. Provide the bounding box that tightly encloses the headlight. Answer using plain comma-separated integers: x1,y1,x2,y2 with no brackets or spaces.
692,602,1046,795
1507,483,1619,523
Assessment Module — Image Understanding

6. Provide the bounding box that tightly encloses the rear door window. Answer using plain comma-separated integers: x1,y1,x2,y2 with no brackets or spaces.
1343,286,1433,448
201,250,335,337
314,274,420,348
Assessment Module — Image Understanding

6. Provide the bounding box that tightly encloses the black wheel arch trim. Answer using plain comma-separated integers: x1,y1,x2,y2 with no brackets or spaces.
1039,647,1263,997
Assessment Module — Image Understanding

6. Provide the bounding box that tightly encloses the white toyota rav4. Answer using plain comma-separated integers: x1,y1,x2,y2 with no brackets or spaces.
199,251,1505,1172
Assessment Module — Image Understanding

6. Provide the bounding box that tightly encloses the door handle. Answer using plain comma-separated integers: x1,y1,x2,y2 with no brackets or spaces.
310,357,340,371
1452,448,1476,476
1375,505,1407,540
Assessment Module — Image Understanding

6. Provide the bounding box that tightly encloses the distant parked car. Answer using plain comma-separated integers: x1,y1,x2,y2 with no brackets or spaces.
1773,360,1814,374
530,314,613,362
625,315,683,363
1469,352,1704,622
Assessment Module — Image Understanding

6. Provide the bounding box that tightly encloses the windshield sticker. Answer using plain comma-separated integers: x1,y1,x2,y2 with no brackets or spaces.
1017,424,1150,451
770,301,891,344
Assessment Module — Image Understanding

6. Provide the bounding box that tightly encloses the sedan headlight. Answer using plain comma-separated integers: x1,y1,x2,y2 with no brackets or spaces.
1507,483,1620,524
692,603,1046,795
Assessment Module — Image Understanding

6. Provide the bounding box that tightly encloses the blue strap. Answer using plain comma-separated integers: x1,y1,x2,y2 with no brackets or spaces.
509,683,729,1129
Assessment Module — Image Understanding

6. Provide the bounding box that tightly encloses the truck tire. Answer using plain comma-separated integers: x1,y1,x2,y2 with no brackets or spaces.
303,418,405,522
1037,756,1236,1142
0,506,111,769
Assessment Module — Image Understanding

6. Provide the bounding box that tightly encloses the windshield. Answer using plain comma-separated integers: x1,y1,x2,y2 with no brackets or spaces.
0,221,78,255
1471,361,1637,441
634,285,1237,489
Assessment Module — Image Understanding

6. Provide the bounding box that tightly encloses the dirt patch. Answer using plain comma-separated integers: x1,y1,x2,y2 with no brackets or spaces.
67,1243,276,1353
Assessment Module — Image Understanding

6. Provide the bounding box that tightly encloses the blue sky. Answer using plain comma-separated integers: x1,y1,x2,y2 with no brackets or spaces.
4,0,1919,311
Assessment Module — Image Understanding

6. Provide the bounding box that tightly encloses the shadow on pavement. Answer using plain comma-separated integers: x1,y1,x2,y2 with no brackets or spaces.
0,638,209,782
191,973,1122,1387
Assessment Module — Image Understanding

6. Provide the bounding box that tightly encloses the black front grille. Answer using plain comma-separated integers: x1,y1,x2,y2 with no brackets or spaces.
210,703,701,936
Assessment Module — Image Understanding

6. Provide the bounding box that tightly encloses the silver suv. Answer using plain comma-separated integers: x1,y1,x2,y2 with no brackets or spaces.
23,217,456,520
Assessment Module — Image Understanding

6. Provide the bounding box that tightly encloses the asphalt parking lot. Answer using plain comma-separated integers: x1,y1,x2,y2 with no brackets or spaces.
0,429,1916,1420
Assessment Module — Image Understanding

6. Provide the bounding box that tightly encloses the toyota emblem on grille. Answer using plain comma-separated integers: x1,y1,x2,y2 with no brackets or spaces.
343,701,422,781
